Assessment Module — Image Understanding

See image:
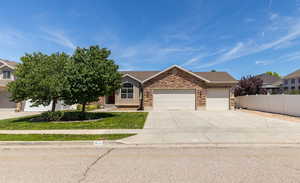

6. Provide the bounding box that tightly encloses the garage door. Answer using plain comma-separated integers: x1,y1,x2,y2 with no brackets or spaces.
206,88,229,110
0,91,16,109
153,89,195,110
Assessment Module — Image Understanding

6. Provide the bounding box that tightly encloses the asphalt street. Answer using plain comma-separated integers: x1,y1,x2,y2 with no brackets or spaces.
1,147,300,183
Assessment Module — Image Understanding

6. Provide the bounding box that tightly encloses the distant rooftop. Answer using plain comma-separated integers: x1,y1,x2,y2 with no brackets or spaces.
0,58,18,68
256,73,281,85
284,69,300,79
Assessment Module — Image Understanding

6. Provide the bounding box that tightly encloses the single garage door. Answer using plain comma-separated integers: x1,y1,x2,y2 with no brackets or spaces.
206,88,229,110
153,89,195,110
0,91,16,109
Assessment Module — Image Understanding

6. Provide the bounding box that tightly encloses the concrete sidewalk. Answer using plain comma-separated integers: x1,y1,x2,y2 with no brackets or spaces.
0,129,142,134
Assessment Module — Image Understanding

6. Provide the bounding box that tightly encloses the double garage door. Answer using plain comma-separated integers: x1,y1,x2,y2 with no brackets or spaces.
153,88,229,111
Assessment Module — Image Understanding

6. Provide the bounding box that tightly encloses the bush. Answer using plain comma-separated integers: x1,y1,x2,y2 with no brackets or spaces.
76,104,100,111
288,90,300,95
41,111,64,121
60,111,113,121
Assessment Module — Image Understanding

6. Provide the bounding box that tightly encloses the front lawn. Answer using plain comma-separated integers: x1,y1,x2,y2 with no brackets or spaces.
0,112,148,130
0,134,135,141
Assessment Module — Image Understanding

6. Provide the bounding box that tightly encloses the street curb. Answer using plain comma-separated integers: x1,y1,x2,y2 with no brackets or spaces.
2,141,300,149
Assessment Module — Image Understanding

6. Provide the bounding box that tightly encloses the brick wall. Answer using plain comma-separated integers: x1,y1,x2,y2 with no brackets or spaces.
143,67,207,109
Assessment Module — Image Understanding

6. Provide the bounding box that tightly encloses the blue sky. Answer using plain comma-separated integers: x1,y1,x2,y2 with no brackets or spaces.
0,0,300,79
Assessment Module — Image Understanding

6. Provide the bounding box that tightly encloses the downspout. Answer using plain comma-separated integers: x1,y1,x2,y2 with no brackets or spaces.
137,83,144,110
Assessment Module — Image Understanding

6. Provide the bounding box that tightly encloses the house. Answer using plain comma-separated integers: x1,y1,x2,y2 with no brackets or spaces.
282,69,300,93
99,65,237,111
0,59,74,112
0,59,18,110
256,73,282,94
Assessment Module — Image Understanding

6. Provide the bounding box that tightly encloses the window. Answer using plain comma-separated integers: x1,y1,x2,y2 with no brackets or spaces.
121,82,133,99
291,79,296,84
3,71,11,79
284,79,288,85
298,78,300,84
291,86,295,90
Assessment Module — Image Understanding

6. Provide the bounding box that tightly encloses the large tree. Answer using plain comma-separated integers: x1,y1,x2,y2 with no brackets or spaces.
63,45,122,112
8,52,70,112
234,75,267,96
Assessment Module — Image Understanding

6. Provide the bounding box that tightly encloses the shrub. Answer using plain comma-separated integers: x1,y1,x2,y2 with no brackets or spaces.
41,111,64,121
288,90,300,95
60,111,112,121
76,104,99,111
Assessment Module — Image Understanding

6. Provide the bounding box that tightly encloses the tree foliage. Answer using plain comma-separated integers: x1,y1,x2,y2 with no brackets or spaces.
8,53,70,112
234,75,267,96
266,71,281,78
63,45,122,112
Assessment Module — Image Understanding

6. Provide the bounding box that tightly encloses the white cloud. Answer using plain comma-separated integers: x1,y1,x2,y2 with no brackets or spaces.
41,28,76,50
181,48,227,67
245,18,255,23
269,13,278,20
0,29,26,46
195,14,300,68
279,51,300,62
161,47,203,53
255,60,271,65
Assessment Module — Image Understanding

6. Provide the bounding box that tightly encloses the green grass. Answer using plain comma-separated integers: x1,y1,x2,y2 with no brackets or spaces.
0,134,136,141
0,112,148,130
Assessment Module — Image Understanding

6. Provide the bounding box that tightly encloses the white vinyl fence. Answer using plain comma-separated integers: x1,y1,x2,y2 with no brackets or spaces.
236,95,300,117
24,100,76,112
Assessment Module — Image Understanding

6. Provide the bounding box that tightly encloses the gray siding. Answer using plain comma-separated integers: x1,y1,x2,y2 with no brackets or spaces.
115,76,140,106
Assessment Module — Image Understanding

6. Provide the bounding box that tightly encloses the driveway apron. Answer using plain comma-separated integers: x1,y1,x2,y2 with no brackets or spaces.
121,110,300,144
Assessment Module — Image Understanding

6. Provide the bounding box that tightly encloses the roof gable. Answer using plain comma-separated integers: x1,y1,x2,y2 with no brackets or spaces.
120,65,237,84
0,59,18,69
142,65,211,83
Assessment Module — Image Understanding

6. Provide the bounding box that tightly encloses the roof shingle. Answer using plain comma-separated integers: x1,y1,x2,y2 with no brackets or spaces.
284,69,300,79
120,70,237,83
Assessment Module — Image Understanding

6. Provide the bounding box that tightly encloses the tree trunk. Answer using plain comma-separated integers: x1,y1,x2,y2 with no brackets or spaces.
82,102,86,113
51,98,58,112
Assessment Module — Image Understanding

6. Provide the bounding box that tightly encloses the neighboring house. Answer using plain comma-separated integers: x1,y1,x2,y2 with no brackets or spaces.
0,59,18,110
282,69,300,93
0,58,74,112
256,73,282,94
99,65,237,111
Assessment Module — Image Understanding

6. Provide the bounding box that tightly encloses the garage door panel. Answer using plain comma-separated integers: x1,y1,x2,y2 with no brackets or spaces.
153,89,195,110
206,88,229,111
0,91,16,108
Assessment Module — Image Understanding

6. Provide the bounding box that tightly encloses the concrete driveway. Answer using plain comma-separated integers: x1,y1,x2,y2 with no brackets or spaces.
122,110,300,144
0,110,39,120
144,110,300,129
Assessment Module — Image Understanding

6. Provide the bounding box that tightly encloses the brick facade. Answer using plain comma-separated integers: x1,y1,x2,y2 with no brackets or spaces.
143,67,207,109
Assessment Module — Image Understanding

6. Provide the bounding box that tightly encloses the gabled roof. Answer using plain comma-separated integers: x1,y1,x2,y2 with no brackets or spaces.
142,65,211,83
120,65,237,84
284,69,300,79
120,71,160,82
0,58,18,69
194,72,237,83
256,73,281,85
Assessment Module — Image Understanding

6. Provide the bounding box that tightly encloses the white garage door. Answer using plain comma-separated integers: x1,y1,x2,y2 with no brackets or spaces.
153,89,195,110
206,88,229,111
